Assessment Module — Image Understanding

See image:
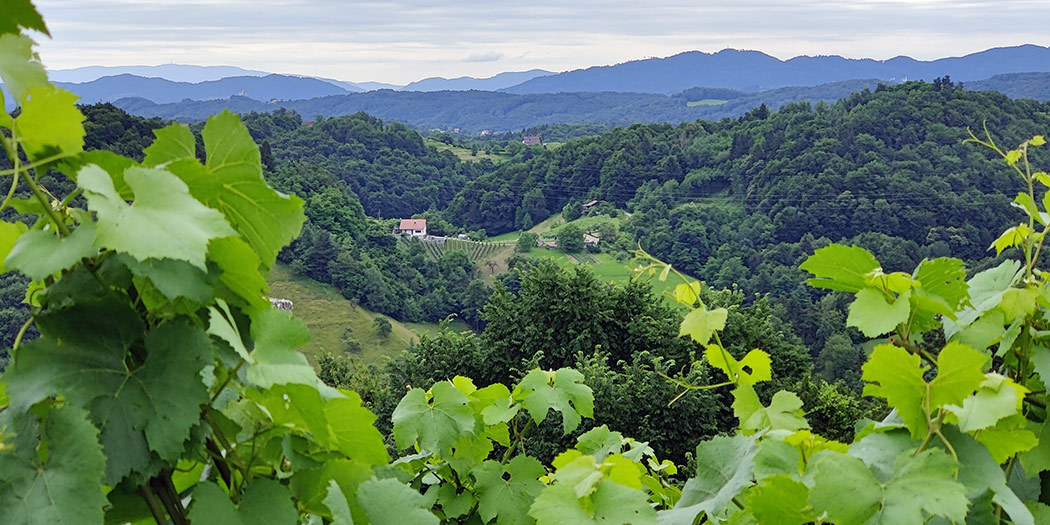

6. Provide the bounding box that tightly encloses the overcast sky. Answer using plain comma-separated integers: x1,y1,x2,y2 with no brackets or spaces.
30,0,1050,85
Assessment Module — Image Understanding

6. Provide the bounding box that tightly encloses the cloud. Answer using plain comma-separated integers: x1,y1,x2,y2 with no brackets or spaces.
464,52,503,62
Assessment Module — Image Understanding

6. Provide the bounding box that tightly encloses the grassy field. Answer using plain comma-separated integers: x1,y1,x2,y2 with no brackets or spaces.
687,99,727,107
267,264,417,367
522,247,688,302
403,319,472,338
424,138,509,164
540,213,627,239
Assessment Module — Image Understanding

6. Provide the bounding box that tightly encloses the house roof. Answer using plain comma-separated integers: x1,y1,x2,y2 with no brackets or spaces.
399,218,427,230
583,233,600,243
582,200,599,207
522,136,542,145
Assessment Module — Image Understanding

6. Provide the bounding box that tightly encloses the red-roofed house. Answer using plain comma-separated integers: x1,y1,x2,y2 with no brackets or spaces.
398,218,427,237
522,136,542,146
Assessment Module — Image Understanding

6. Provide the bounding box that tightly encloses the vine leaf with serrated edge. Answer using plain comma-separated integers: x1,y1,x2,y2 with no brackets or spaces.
392,381,476,455
800,243,880,292
658,433,758,524
515,368,594,434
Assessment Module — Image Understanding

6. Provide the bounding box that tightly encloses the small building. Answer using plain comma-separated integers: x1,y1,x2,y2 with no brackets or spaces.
522,136,542,146
537,239,557,249
583,233,600,247
397,218,428,237
582,200,599,210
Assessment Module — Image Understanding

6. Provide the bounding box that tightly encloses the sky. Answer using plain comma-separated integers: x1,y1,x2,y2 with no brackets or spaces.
31,0,1050,85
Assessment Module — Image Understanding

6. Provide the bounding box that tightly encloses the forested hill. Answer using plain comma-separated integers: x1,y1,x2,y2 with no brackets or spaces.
240,109,490,219
445,81,1049,291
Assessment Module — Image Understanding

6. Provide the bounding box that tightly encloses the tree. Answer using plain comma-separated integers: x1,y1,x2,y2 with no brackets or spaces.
374,316,393,338
516,232,538,252
558,223,584,253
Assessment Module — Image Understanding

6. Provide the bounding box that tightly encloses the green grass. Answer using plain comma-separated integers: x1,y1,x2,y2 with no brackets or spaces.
540,213,626,239
487,230,522,243
267,264,417,367
522,248,688,302
425,138,509,164
403,319,472,338
687,99,727,107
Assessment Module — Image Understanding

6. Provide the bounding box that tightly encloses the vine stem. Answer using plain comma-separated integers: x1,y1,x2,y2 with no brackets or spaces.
138,485,168,525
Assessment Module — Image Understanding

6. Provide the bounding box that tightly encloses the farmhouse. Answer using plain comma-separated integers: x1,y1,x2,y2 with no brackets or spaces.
583,233,600,247
522,135,542,146
396,218,428,236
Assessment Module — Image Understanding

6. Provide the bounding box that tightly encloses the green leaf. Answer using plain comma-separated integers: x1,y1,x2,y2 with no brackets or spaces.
515,368,594,434
121,255,214,305
15,85,84,160
246,308,334,395
4,317,211,483
0,0,49,36
914,257,969,309
847,287,911,338
679,307,727,344
809,448,968,524
999,286,1039,319
945,374,1027,432
948,260,1021,335
801,243,880,292
0,405,107,525
197,111,306,270
6,221,98,281
79,165,235,269
1006,149,1023,165
473,456,546,525
864,269,916,294
942,427,1034,525
745,475,814,525
862,344,928,439
392,381,476,455
142,122,197,167
325,395,392,466
659,434,757,524
953,310,1005,351
209,236,270,311
673,281,702,307
992,223,1032,255
1013,192,1045,224
1032,135,1047,146
187,480,299,525
530,479,656,525
705,346,771,385
0,33,47,102
356,478,438,525
0,220,27,272
928,342,987,410
1031,346,1050,395
324,480,354,525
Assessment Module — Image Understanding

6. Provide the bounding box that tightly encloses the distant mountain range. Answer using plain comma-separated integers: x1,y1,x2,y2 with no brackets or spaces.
400,70,552,92
57,74,352,104
503,45,1050,94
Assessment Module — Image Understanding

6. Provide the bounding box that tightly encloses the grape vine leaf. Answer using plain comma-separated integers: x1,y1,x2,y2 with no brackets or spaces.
6,220,98,281
187,479,299,525
0,0,48,36
679,307,727,344
473,456,546,525
945,374,1026,432
356,478,439,525
142,122,196,167
392,381,476,455
0,405,107,525
325,395,392,466
0,33,47,101
706,346,771,386
324,480,354,525
659,434,757,524
515,368,594,434
200,111,305,270
530,480,657,525
809,448,968,524
1020,419,1050,475
847,287,911,337
744,475,814,525
942,427,1034,525
4,317,211,483
0,220,27,272
947,259,1021,334
16,84,84,160
927,342,987,410
209,236,270,312
79,164,235,270
801,243,880,292
246,308,337,397
862,344,928,439
121,255,214,306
